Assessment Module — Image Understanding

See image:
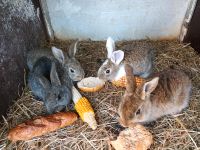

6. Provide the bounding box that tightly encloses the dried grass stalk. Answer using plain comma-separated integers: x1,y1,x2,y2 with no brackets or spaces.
0,40,199,150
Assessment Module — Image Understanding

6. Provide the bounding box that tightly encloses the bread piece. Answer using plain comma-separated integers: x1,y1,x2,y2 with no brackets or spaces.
7,112,77,141
77,77,105,92
110,124,153,150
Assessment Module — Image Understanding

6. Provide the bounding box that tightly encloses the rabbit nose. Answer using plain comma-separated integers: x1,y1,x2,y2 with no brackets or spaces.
76,75,83,81
54,105,65,112
118,118,128,127
82,74,85,79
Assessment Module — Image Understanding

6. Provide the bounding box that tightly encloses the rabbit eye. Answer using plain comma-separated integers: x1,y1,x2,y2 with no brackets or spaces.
70,68,75,73
136,109,141,115
58,95,61,100
105,69,110,74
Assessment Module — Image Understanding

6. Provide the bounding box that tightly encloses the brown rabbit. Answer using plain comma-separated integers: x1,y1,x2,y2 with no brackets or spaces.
118,64,192,127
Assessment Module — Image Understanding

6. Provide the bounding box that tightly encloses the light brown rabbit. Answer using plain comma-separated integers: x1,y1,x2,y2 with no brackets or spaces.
118,64,192,127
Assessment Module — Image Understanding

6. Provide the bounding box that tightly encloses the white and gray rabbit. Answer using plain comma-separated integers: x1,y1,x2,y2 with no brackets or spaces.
28,56,73,114
118,64,192,127
27,41,85,82
97,37,153,81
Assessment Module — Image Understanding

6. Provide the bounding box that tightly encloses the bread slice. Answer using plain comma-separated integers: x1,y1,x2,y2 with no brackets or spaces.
110,124,153,150
77,77,105,92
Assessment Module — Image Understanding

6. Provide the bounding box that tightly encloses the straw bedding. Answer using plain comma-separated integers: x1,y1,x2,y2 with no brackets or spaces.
0,40,199,150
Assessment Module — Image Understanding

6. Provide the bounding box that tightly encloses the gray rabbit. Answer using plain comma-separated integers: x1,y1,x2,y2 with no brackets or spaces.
98,37,153,81
28,56,73,114
27,41,85,81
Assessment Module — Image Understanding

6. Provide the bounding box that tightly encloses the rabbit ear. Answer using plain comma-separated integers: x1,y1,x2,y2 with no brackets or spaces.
52,46,65,64
111,50,124,65
38,77,50,90
50,63,61,86
68,40,78,57
106,37,115,58
141,77,159,100
125,64,136,93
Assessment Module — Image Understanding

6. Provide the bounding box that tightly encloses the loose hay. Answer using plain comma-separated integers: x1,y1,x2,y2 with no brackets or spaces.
0,40,199,150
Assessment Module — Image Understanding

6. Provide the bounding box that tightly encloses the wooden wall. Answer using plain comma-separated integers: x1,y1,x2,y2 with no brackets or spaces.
0,0,45,117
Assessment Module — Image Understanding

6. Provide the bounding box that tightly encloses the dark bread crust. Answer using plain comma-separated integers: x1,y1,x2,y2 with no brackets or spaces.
7,112,78,141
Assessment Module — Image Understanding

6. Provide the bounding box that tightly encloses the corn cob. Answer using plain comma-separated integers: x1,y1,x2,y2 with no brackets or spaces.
72,86,97,130
112,76,145,88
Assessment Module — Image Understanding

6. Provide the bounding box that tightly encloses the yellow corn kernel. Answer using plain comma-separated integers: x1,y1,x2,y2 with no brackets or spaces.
75,97,94,121
135,77,145,86
72,86,97,130
112,76,145,88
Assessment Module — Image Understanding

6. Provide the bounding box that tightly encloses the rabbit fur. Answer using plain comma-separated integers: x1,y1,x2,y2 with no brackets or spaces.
28,56,73,114
118,64,192,127
98,37,153,81
27,41,84,82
